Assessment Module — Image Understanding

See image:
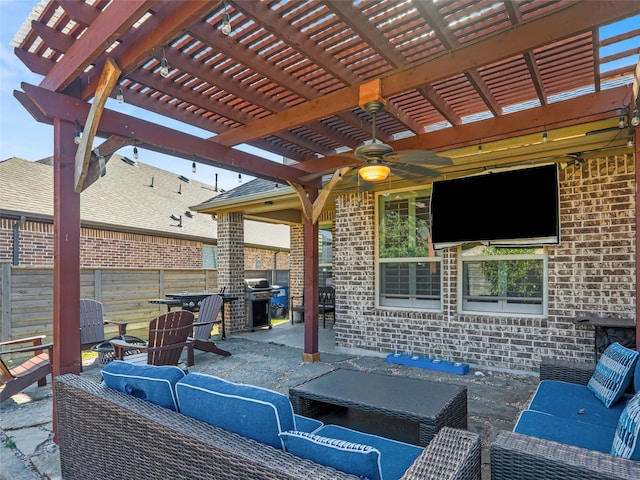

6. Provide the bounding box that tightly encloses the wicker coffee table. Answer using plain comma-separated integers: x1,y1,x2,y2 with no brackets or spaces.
289,368,467,447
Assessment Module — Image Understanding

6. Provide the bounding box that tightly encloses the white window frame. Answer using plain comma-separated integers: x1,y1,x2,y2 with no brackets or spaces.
458,247,548,316
375,188,442,311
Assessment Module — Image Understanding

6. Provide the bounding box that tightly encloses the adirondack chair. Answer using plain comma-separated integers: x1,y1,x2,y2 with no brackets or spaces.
188,295,231,357
110,310,196,367
1,335,53,402
80,299,130,351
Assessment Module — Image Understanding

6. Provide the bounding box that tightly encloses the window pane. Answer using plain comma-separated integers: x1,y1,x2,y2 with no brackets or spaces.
416,262,441,297
378,192,434,258
461,245,545,313
319,229,332,264
202,246,217,269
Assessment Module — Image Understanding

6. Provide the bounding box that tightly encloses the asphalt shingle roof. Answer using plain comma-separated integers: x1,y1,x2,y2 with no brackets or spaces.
1,156,289,249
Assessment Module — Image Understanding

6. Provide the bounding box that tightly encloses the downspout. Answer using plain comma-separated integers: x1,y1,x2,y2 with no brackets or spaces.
12,216,26,266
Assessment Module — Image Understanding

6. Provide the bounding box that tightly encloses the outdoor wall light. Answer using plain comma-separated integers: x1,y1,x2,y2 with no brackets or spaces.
359,162,390,182
632,109,640,127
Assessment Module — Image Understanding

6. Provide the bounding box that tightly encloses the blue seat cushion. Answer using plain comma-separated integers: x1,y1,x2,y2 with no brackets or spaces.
101,361,186,411
611,393,640,460
294,413,323,433
313,424,423,480
515,409,617,453
280,430,382,480
588,342,639,408
529,380,629,429
176,373,320,449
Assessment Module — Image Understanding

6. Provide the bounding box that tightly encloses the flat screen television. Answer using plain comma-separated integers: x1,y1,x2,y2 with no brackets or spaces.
430,164,559,247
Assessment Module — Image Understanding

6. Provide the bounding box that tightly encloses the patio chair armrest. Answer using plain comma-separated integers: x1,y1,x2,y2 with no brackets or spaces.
110,339,148,360
539,357,595,385
0,335,47,348
193,320,220,327
0,342,53,356
104,320,129,336
491,430,640,480
401,427,480,480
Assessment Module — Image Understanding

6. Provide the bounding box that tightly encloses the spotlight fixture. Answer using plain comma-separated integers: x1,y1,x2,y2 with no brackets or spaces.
170,214,180,221
159,47,170,78
632,109,640,127
221,1,232,36
192,161,196,173
358,161,391,182
116,86,124,103
74,120,83,145
133,146,139,160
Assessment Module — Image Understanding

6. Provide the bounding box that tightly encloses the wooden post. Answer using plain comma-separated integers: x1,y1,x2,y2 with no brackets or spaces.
52,118,81,443
302,188,320,362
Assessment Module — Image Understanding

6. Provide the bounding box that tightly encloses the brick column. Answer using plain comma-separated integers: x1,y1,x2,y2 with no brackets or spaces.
217,212,245,333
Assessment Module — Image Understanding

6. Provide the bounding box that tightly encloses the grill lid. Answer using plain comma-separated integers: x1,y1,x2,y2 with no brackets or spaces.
245,278,271,290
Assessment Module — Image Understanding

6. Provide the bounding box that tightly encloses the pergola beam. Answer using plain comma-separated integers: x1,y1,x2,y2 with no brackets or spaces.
211,1,638,147
18,83,320,188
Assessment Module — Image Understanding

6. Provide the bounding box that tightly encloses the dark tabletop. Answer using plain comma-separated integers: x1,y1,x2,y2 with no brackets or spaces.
291,368,465,420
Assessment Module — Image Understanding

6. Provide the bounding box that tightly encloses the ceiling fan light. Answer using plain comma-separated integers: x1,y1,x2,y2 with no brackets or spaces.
359,163,390,182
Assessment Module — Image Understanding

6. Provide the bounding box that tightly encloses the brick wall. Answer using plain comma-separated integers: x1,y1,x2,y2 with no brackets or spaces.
329,154,635,372
1,220,287,270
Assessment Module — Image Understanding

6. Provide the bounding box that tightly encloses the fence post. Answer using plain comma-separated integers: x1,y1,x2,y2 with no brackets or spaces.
1,263,11,341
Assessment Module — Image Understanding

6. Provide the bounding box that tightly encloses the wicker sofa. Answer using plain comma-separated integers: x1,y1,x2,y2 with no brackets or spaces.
491,355,640,480
54,373,481,480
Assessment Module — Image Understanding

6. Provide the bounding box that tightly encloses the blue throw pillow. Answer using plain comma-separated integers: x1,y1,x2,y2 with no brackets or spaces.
280,430,382,480
101,361,186,410
176,373,297,449
588,343,639,408
611,393,640,460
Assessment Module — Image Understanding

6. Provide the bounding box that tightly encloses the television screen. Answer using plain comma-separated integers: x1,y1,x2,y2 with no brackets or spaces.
430,164,559,247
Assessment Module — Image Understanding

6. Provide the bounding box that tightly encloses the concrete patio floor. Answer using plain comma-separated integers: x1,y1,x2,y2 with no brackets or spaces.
0,321,539,480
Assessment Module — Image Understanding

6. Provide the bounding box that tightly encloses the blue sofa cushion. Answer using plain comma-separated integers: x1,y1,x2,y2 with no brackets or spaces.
280,430,382,480
101,361,186,411
314,424,423,480
611,393,640,460
588,342,639,408
515,409,617,453
175,373,319,449
529,380,629,428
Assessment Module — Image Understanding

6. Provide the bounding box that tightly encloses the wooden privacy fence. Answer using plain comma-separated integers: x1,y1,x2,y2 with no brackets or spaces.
0,263,219,343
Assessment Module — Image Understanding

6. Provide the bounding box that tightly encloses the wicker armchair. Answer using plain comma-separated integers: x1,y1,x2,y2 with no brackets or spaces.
490,357,640,480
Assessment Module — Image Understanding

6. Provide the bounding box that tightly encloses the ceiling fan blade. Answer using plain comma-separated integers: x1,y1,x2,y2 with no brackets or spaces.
297,154,361,182
391,162,442,178
385,150,452,166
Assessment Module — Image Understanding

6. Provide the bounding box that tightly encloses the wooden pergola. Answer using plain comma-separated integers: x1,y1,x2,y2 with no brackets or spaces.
11,1,640,439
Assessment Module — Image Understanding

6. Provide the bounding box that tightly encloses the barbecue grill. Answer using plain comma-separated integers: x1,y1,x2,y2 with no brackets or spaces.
244,279,274,331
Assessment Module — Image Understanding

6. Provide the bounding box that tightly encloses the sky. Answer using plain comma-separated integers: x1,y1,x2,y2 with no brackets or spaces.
0,0,266,191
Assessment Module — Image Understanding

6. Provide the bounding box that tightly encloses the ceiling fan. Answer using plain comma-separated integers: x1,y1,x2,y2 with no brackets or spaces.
347,100,453,183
